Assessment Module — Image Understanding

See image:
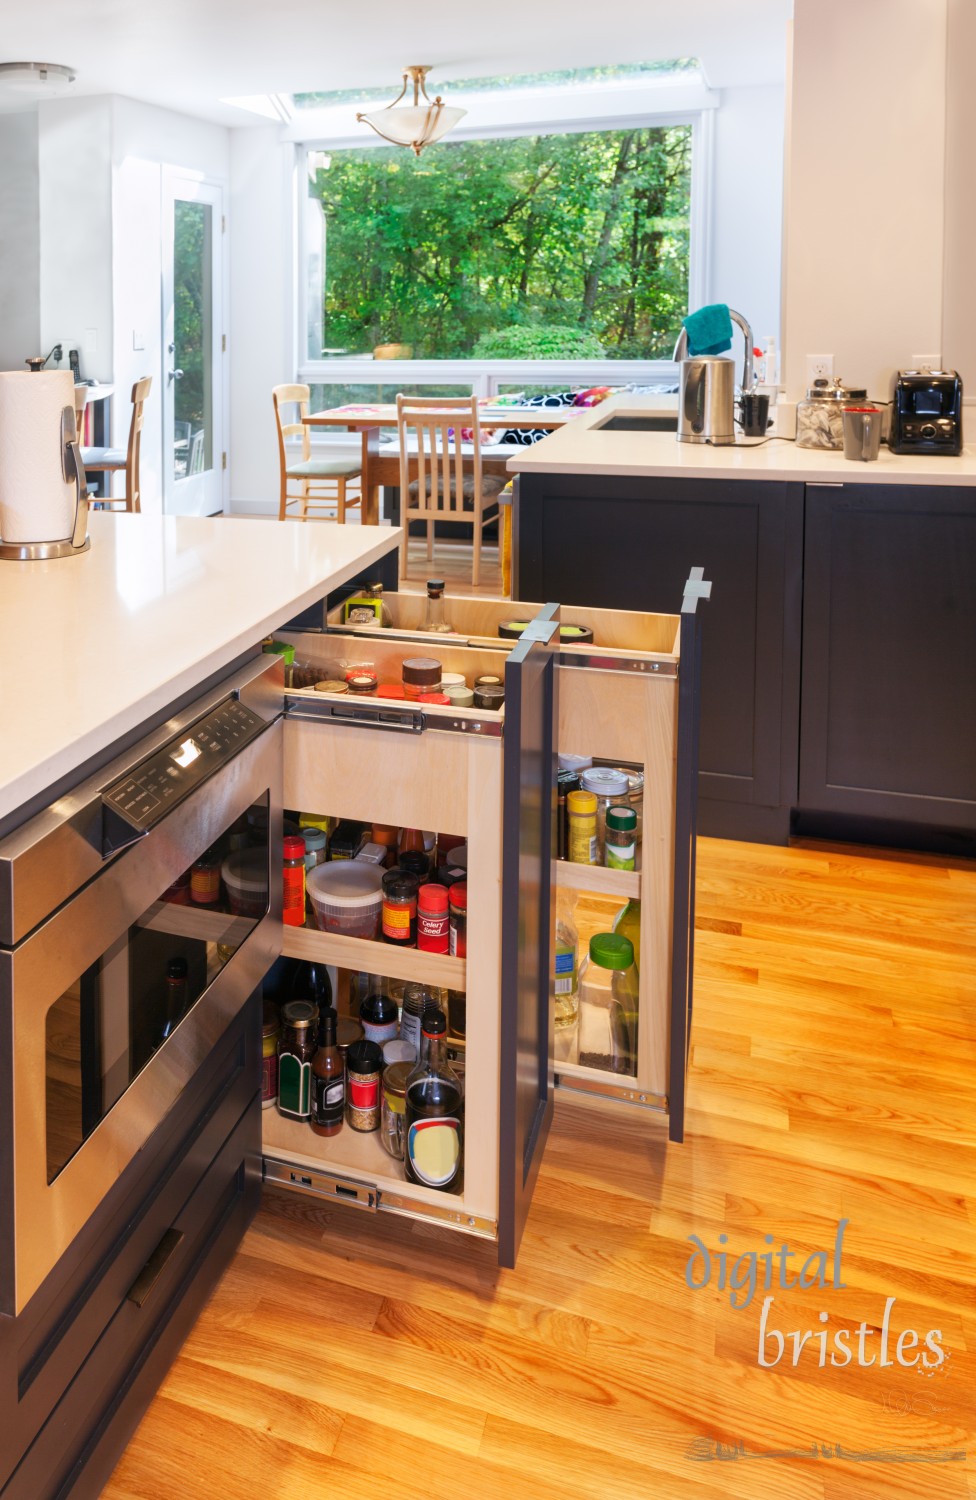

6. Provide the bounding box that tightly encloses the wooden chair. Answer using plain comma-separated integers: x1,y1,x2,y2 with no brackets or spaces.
81,375,152,513
396,394,506,588
272,384,362,522
72,385,88,446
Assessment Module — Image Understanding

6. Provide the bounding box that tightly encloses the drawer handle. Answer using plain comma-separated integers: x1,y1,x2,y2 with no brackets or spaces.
126,1227,184,1308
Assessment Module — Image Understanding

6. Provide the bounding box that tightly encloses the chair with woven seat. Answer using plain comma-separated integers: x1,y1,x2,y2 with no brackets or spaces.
396,394,505,588
272,384,362,522
81,375,152,513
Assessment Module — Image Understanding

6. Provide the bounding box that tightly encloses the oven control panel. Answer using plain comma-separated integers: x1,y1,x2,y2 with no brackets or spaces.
102,698,267,836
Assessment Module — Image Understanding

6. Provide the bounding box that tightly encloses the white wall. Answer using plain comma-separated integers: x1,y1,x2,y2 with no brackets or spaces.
110,97,230,513
781,0,948,401
38,97,114,383
941,0,976,392
710,83,784,356
0,113,41,370
228,126,296,512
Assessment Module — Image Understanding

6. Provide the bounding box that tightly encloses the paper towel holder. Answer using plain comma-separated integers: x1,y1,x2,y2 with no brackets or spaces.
0,405,91,562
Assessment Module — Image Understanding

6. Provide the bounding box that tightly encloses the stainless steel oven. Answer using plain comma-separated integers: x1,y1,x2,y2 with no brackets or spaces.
0,656,283,1316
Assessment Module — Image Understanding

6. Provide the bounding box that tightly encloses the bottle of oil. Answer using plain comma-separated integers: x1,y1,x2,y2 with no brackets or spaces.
552,917,579,1028
420,578,452,634
612,899,641,974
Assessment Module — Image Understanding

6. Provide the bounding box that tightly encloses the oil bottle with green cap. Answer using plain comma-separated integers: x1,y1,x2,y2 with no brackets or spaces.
578,932,639,1076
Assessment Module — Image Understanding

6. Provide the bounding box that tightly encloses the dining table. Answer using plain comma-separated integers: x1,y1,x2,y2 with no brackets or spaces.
302,402,579,525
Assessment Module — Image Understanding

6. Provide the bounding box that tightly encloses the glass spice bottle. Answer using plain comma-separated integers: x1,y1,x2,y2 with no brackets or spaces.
345,1039,384,1131
400,983,437,1059
404,1009,463,1193
420,578,453,634
605,805,637,870
382,869,419,945
277,1000,319,1120
261,1001,280,1109
311,1007,345,1137
449,882,467,957
282,835,307,926
190,849,221,906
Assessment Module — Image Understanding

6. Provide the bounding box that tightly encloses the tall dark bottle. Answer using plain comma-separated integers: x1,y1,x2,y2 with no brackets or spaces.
403,1008,463,1192
288,959,333,1014
311,1007,344,1137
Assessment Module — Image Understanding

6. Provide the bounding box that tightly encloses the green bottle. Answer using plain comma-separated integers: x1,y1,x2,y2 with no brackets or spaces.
612,899,641,974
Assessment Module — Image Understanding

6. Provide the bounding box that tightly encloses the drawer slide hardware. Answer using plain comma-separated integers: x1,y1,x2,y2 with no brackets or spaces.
264,1158,378,1210
284,695,502,738
555,1072,667,1112
559,652,677,677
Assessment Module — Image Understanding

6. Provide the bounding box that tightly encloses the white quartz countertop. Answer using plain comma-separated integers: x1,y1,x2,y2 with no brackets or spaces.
506,395,976,486
0,513,401,823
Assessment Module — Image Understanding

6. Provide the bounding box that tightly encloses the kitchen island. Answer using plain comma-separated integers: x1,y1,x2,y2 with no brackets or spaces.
0,513,401,1500
0,513,400,832
508,396,976,852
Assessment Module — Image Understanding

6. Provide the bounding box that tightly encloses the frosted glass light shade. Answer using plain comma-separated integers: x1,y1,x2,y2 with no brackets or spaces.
357,68,466,155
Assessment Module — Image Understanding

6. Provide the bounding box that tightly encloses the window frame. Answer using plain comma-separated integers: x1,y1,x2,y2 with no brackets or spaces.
293,87,716,396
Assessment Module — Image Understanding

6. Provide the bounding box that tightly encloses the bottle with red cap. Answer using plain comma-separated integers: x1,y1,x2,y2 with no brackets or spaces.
282,834,307,926
417,883,450,952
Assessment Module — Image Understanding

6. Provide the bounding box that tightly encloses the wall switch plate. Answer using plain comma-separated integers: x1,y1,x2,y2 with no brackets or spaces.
132,329,146,351
806,354,834,384
83,327,98,353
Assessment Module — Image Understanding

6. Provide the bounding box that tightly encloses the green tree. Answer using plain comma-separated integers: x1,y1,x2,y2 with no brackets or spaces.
310,125,691,360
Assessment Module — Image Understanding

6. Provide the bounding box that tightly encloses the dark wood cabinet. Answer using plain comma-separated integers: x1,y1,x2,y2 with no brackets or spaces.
798,482,976,853
514,472,804,841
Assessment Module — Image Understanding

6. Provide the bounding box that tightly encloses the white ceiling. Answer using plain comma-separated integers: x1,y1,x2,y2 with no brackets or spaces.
0,0,792,127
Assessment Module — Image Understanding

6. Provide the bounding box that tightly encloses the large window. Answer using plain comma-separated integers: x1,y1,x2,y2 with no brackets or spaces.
304,126,692,365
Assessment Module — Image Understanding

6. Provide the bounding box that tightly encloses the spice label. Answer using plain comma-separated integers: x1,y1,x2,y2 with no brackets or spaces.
554,949,577,995
417,913,449,951
362,1020,399,1045
407,1117,461,1187
312,1074,345,1126
606,841,636,870
349,1076,380,1110
277,1054,311,1118
382,904,414,939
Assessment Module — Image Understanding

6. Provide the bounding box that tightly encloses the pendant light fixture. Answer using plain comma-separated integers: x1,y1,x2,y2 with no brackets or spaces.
0,62,76,98
356,66,466,156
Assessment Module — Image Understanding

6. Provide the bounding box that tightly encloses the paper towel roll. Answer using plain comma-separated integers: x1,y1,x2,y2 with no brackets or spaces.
0,370,78,544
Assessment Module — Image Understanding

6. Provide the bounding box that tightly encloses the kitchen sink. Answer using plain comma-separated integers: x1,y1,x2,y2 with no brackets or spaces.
596,414,678,432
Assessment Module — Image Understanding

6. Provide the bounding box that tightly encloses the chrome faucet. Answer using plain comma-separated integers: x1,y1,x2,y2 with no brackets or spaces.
672,309,754,393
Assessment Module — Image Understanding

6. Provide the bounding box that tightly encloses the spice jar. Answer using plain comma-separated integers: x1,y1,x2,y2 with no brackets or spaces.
162,869,192,905
345,1039,384,1131
277,1000,319,1120
449,882,468,957
379,1062,411,1158
345,668,378,695
605,805,637,870
190,850,221,906
261,1002,280,1109
313,679,348,695
417,883,449,952
336,1015,365,1065
473,684,505,710
382,869,419,945
402,657,442,699
557,769,581,860
444,683,474,707
359,992,399,1046
302,827,328,874
567,789,599,865
580,767,630,860
398,850,431,885
474,674,503,690
282,835,307,926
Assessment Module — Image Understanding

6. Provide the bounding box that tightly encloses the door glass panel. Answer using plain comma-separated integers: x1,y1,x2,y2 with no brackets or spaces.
44,795,269,1183
173,200,213,483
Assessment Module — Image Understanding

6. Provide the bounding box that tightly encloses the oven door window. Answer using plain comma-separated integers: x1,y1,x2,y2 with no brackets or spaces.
45,795,270,1183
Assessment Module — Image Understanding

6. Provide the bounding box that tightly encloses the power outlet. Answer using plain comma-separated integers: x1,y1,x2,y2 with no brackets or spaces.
806,354,834,384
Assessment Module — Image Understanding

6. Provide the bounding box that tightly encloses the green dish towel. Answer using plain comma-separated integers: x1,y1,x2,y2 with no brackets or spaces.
682,303,733,356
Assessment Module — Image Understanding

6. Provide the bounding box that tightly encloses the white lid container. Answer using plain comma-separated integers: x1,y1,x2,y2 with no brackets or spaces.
307,861,384,909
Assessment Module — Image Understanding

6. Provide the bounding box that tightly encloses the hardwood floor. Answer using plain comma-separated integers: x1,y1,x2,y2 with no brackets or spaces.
104,836,976,1499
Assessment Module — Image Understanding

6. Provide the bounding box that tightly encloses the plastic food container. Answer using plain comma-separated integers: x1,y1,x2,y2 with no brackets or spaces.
307,861,384,938
221,848,269,917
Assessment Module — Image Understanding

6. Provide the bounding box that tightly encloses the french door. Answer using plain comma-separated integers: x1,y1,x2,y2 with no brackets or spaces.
162,174,226,515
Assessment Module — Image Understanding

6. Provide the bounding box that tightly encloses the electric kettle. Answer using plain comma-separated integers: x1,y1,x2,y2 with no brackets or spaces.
672,309,754,445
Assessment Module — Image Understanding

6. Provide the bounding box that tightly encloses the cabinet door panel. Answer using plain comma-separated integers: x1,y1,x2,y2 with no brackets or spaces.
498,607,559,1268
801,485,976,828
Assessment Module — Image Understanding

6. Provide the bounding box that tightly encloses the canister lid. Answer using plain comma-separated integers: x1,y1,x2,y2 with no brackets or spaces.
280,999,319,1029
581,767,630,798
804,378,867,402
307,861,384,907
418,882,449,914
314,679,349,694
346,1038,385,1074
382,868,420,899
567,789,598,815
283,835,306,859
383,1061,412,1098
449,881,467,911
402,657,443,685
606,805,637,833
588,933,635,970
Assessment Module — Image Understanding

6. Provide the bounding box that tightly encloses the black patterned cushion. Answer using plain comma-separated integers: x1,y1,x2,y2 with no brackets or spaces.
497,390,577,444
